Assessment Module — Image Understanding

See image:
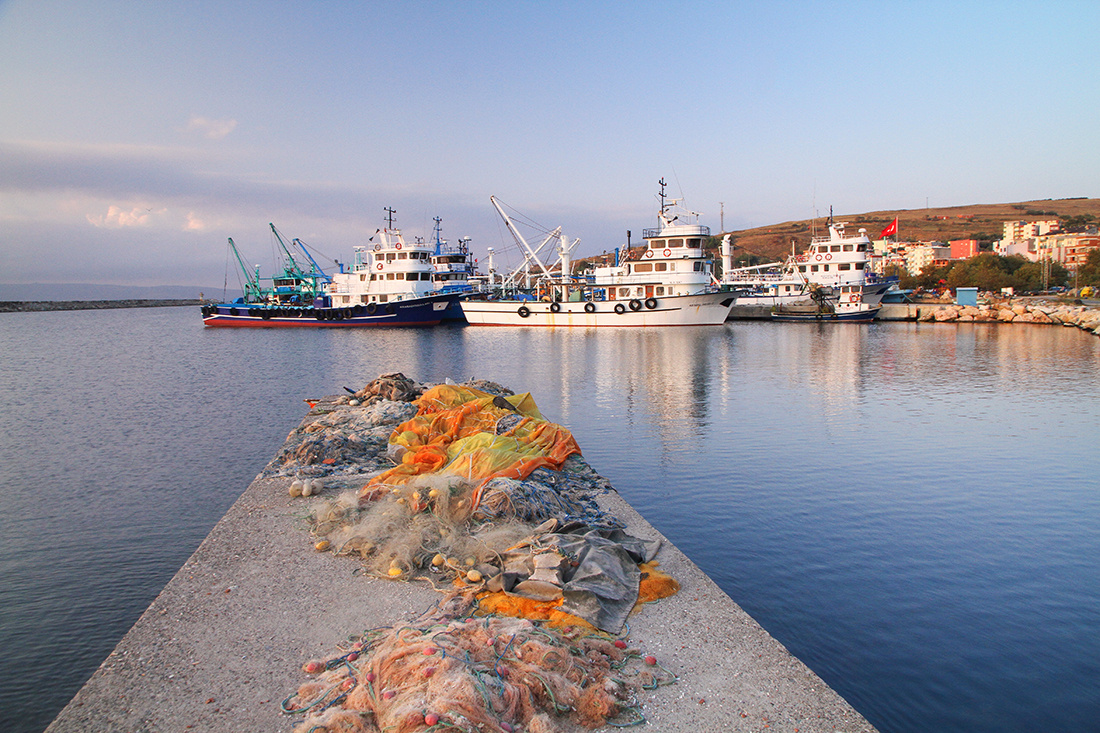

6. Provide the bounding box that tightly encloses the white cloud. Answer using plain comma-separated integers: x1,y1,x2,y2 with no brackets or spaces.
86,204,152,228
186,115,238,140
185,211,206,231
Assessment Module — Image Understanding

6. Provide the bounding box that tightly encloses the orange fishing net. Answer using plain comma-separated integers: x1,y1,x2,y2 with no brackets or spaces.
362,385,581,508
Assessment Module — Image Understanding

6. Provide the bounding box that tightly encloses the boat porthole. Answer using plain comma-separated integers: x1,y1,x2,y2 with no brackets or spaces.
645,297,657,309
518,305,531,318
584,302,596,313
614,303,626,315
549,302,561,313
629,299,643,311
366,302,377,315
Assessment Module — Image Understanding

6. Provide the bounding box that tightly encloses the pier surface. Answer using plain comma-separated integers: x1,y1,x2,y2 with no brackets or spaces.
48,399,876,733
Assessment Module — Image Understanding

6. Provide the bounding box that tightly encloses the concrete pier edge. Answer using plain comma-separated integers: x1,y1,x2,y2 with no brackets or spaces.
47,394,877,733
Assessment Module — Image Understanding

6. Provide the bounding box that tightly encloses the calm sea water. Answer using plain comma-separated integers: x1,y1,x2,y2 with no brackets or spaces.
1,307,1098,733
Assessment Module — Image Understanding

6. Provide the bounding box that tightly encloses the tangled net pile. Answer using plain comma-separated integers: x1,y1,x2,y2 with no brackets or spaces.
288,374,679,732
284,612,675,733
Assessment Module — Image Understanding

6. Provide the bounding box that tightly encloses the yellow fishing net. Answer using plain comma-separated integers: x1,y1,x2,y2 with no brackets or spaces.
362,384,581,508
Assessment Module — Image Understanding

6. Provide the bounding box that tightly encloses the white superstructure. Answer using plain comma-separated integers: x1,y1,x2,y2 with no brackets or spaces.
324,209,441,308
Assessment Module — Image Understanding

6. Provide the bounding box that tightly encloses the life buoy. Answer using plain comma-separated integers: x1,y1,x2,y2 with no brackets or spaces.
663,249,671,257
377,263,383,270
366,302,377,315
518,305,531,318
645,250,654,258
852,293,861,303
614,303,626,314
644,297,657,309
374,243,381,252
385,304,395,314
395,242,402,250
549,301,561,313
584,302,596,313
815,254,822,261
825,253,832,261
629,299,643,311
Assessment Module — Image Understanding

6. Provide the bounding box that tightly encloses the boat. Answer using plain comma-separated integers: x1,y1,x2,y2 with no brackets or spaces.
720,217,896,318
459,183,737,327
201,217,459,328
769,284,880,322
428,217,481,321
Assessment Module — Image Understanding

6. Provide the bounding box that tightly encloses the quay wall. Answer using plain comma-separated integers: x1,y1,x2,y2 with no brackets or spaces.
0,299,202,313
47,391,877,733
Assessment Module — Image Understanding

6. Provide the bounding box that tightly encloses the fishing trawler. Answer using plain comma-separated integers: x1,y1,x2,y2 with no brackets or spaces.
720,219,895,318
201,215,458,328
460,182,737,327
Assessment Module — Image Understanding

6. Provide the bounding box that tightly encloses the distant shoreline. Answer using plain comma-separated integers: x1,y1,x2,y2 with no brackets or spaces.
0,299,202,313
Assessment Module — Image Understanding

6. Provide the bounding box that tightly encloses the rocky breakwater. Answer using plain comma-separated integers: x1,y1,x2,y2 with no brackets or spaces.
917,300,1100,336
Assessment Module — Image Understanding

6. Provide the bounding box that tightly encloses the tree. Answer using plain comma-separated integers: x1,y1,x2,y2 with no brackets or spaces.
1076,248,1100,288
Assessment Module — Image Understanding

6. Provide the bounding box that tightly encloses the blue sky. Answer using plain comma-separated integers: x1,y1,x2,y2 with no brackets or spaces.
2,0,1098,288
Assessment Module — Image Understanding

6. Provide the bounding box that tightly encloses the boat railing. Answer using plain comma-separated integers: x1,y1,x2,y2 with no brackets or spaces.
642,224,710,239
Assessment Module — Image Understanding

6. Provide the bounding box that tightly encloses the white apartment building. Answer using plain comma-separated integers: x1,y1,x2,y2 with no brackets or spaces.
906,244,952,276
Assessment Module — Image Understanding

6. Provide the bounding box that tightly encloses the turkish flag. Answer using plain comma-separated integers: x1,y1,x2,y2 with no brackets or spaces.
880,218,898,238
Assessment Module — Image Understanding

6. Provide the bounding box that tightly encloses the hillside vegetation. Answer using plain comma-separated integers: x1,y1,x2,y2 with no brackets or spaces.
721,197,1100,262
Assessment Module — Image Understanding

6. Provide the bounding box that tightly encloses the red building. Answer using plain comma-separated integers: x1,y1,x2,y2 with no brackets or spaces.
949,239,979,259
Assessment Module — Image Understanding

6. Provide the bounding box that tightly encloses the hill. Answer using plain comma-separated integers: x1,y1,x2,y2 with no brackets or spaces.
720,197,1100,263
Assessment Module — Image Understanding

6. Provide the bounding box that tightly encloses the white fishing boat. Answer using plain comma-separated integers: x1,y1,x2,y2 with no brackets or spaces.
720,218,895,317
460,183,737,327
321,208,463,320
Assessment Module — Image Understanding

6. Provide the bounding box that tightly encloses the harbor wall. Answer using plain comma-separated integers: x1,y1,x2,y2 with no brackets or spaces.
46,390,877,733
0,299,202,313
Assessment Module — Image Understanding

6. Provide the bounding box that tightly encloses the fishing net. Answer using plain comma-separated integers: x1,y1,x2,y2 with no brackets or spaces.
282,611,676,733
287,374,680,731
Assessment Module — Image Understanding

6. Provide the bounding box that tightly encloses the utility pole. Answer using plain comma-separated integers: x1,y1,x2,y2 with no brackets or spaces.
719,202,724,232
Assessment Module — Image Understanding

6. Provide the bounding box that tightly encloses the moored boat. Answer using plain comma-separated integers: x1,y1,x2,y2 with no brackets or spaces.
460,182,736,327
201,214,462,328
769,284,880,322
721,218,895,317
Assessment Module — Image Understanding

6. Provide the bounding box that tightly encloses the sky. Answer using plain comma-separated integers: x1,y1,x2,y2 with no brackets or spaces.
2,0,1098,288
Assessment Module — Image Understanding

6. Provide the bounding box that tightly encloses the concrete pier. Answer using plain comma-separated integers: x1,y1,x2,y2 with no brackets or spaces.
47,393,877,733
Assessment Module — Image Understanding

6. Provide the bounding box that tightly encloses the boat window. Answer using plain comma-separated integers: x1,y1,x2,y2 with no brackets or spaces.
635,263,653,272
386,253,395,262
655,262,667,271
811,265,819,272
857,244,867,252
651,239,665,249
856,262,865,270
619,287,631,297
823,265,830,271
798,265,807,273
657,286,665,295
831,245,841,253
386,273,395,280
669,238,684,248
839,263,851,271
694,262,704,271
360,274,367,281
396,273,405,280
379,295,388,302
398,253,407,260
844,245,854,252
687,239,701,248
